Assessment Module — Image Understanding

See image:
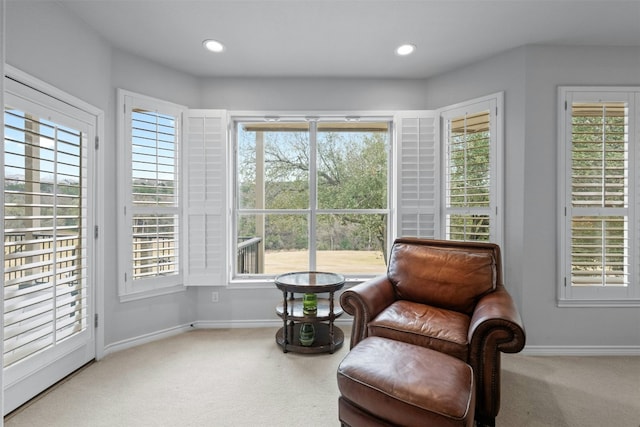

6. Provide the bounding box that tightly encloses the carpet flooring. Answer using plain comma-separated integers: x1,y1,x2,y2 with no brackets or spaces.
5,327,640,426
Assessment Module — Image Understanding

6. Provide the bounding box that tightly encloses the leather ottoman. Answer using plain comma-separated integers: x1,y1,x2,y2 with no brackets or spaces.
337,337,475,427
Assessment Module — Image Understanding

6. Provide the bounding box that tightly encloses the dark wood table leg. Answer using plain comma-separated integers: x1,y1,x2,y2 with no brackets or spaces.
282,290,288,352
329,290,335,353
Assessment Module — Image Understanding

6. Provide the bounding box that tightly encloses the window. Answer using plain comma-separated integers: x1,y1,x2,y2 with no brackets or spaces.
439,94,503,245
117,90,186,299
233,116,391,278
558,87,639,305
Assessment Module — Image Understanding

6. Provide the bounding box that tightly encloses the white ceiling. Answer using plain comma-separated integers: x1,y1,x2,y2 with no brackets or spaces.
55,0,640,79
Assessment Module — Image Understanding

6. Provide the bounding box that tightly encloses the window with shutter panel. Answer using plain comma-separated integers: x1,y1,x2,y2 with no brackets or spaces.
559,87,639,305
117,90,186,299
439,94,503,246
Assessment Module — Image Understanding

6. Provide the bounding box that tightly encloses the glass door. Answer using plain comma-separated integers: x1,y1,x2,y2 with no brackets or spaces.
3,77,96,413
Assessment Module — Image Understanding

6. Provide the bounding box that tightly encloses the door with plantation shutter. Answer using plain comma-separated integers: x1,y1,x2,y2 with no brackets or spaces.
3,77,96,413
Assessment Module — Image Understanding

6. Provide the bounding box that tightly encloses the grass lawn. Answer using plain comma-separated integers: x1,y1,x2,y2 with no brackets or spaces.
264,250,386,275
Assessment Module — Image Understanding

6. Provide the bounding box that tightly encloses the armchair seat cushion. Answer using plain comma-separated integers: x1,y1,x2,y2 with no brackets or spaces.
368,300,470,361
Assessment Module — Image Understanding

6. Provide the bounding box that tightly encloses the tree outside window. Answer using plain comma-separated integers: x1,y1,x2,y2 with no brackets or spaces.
235,119,390,276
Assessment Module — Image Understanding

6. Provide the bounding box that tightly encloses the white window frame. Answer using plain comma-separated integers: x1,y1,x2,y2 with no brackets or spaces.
117,89,187,301
437,93,504,247
558,86,640,306
229,111,394,283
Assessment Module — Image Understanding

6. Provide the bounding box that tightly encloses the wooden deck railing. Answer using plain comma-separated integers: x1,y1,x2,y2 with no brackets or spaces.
237,237,262,274
5,234,265,280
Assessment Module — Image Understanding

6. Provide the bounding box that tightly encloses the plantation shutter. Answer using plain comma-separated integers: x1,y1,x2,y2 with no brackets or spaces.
444,110,492,241
130,108,180,281
564,92,632,293
184,110,227,286
3,87,91,368
395,112,438,238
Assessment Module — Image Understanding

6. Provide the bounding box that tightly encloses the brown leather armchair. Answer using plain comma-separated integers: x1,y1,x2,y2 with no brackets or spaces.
340,238,525,427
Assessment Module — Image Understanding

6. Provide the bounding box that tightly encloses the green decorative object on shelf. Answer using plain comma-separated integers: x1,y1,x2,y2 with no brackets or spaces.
299,323,315,346
302,293,317,315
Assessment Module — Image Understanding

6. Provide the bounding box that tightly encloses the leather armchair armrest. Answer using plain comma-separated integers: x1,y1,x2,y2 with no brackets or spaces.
468,284,526,422
468,284,525,353
340,275,395,348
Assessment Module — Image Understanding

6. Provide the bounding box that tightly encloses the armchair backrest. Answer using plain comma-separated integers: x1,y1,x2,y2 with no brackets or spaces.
387,238,501,315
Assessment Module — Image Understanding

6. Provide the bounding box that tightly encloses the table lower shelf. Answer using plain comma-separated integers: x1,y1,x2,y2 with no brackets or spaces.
276,322,344,354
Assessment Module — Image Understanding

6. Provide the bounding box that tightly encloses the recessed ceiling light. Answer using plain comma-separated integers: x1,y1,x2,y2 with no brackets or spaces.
203,39,225,53
396,44,416,56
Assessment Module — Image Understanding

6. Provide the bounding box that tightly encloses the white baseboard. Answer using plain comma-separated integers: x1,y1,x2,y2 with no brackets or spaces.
191,319,280,329
191,318,353,329
101,318,354,357
103,322,640,358
102,324,192,357
521,345,640,356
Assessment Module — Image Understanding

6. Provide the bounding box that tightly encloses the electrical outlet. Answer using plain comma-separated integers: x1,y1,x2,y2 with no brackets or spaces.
211,291,219,303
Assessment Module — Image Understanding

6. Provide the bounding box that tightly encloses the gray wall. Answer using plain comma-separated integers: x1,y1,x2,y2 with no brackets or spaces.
426,45,640,349
5,1,640,351
5,1,111,110
521,45,640,348
107,49,201,346
196,77,429,110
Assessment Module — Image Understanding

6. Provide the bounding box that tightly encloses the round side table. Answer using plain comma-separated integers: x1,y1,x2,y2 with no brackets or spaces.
274,271,345,354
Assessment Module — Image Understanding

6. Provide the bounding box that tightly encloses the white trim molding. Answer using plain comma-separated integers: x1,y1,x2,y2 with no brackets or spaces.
102,318,354,357
103,324,192,357
522,345,640,356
